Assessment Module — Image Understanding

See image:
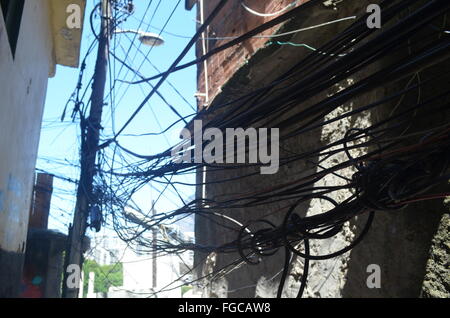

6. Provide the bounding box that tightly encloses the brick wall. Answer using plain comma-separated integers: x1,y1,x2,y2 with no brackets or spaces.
195,0,308,109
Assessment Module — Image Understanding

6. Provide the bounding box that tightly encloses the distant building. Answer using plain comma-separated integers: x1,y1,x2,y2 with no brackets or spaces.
87,228,194,298
88,235,122,266
0,0,86,297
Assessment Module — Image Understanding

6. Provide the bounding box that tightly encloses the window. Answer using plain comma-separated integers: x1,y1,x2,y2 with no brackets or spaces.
0,0,25,57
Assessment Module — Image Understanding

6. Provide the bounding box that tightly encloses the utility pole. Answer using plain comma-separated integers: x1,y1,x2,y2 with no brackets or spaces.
152,201,157,290
62,0,111,298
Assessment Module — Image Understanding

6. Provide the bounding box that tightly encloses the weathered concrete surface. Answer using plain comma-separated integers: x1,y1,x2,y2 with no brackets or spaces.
195,0,381,298
421,210,450,298
194,0,450,298
48,0,86,72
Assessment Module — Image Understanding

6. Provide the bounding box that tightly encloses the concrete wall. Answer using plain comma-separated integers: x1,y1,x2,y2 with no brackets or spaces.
193,0,450,298
0,0,53,297
421,211,450,298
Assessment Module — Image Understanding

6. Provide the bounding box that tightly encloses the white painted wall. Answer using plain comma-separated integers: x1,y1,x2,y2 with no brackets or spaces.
121,247,182,298
0,0,53,253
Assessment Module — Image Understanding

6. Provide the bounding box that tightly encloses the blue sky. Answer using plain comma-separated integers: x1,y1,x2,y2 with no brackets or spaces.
38,0,198,235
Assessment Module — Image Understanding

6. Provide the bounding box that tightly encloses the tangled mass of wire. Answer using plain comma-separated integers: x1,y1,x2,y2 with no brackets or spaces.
63,0,450,297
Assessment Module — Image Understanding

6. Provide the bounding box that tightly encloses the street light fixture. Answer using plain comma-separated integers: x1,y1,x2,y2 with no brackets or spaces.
113,28,165,47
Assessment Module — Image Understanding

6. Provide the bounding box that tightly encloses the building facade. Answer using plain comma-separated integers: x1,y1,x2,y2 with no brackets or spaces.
189,0,450,298
0,0,86,297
